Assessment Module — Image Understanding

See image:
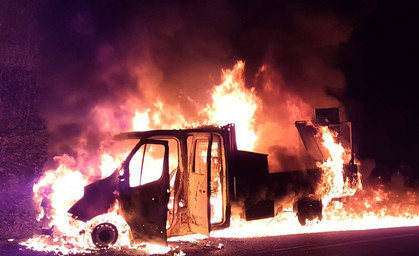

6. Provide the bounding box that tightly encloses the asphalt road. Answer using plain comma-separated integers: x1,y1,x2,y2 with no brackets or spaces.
2,226,419,256
191,226,419,256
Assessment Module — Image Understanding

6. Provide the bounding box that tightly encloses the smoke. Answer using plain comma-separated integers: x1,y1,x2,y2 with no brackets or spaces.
37,1,356,172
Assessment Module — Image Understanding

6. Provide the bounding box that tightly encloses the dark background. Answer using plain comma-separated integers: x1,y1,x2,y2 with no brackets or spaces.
338,1,419,182
0,0,418,239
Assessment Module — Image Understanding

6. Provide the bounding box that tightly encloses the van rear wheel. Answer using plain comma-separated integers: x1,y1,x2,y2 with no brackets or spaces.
295,196,322,226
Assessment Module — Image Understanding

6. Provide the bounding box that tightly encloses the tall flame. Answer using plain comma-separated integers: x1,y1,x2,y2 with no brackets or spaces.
32,155,89,234
315,126,362,208
203,60,261,150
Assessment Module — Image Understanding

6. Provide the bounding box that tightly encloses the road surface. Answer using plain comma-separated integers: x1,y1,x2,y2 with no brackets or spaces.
1,226,419,256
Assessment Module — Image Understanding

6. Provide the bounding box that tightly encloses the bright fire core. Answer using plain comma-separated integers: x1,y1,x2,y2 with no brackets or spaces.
21,61,419,254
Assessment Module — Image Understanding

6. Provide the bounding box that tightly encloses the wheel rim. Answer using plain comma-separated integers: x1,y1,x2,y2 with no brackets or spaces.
91,222,118,248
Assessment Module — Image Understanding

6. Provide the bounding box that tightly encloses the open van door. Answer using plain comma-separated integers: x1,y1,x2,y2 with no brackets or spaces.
188,134,212,236
119,140,170,245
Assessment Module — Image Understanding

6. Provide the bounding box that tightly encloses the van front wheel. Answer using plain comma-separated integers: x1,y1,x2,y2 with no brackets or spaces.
91,222,118,248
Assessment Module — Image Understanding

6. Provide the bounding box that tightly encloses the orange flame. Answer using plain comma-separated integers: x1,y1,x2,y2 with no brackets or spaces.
22,60,419,254
23,60,261,253
315,126,362,208
212,126,419,239
203,60,261,150
32,155,89,234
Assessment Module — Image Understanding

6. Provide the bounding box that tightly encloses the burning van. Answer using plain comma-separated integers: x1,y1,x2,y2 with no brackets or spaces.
67,107,360,248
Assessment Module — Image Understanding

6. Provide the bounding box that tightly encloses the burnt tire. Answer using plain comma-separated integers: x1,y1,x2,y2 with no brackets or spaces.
91,222,118,248
297,214,307,226
295,196,323,226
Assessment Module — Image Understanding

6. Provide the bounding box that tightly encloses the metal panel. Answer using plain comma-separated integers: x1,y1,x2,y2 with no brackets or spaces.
118,140,170,245
295,121,325,161
188,134,212,236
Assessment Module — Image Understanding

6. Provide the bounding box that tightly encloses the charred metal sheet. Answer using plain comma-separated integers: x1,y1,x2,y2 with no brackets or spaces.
113,124,236,141
68,170,118,221
315,107,340,124
245,200,274,221
266,170,321,200
343,163,359,185
118,140,170,246
231,150,269,202
187,134,211,237
295,121,325,161
295,196,323,226
119,182,169,246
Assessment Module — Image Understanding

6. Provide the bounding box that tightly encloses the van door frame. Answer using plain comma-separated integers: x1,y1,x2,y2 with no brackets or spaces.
188,133,212,236
118,139,170,245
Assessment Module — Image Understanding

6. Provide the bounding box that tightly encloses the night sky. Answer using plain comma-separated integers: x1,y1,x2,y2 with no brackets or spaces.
338,1,418,182
2,0,418,183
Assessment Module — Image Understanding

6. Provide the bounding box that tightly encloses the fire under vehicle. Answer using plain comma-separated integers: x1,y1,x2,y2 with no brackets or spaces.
68,108,359,247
